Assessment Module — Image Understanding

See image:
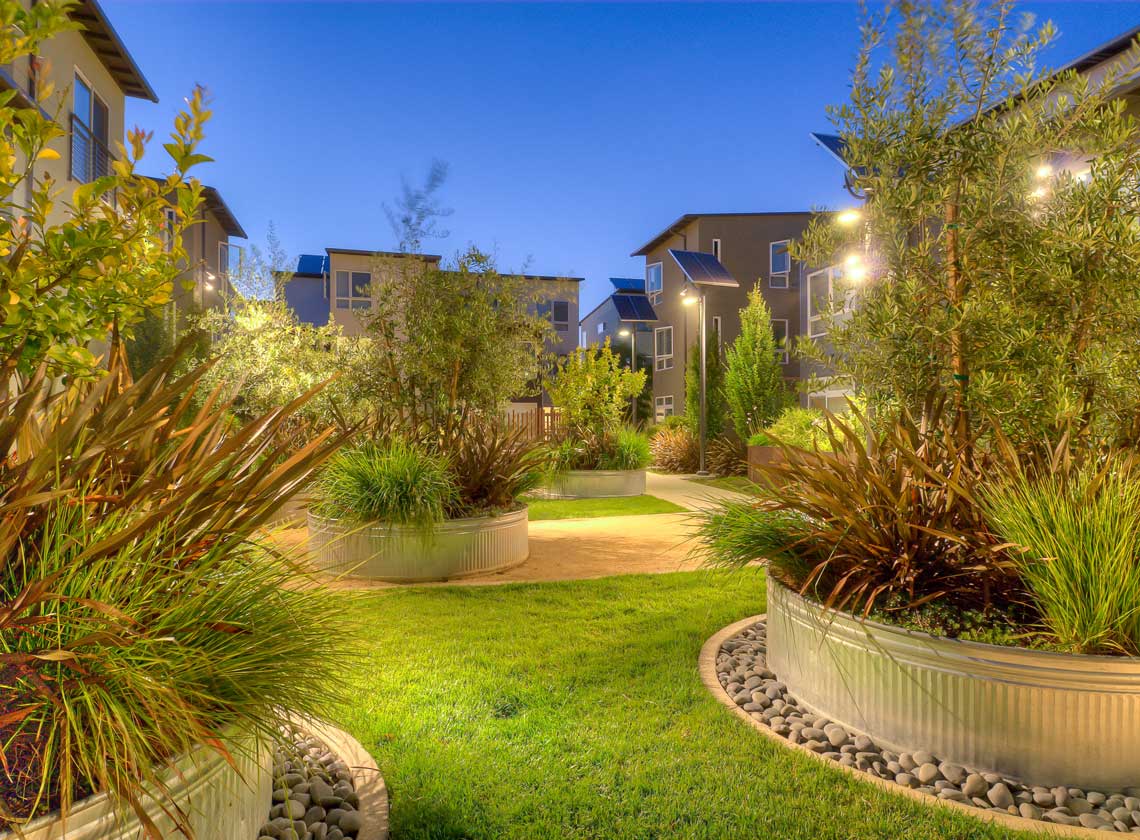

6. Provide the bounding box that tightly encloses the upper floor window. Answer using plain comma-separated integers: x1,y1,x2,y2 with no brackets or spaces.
596,321,606,335
538,300,570,332
646,262,663,305
654,325,673,371
711,239,722,262
335,270,372,310
770,240,791,288
71,71,110,183
712,315,723,345
807,265,851,337
771,318,789,364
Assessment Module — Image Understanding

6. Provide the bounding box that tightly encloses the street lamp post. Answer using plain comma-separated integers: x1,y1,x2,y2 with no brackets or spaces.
680,286,708,475
619,327,637,423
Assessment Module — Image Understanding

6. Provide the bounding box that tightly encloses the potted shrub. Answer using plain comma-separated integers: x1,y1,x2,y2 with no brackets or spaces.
546,341,650,498
745,406,832,480
307,417,544,581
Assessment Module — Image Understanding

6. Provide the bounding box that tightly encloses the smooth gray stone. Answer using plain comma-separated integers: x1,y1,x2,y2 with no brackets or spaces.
987,782,1014,810
962,774,988,799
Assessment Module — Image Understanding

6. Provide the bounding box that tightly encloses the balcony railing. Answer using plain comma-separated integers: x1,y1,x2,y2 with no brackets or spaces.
69,114,113,184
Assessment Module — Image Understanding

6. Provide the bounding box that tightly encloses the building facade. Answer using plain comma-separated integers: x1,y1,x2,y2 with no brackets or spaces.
631,212,815,421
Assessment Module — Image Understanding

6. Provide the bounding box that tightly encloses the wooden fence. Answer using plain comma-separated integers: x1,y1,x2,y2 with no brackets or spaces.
503,404,563,441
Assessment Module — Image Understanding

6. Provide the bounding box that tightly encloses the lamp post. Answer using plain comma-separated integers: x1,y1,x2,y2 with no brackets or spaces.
680,286,707,475
618,327,637,423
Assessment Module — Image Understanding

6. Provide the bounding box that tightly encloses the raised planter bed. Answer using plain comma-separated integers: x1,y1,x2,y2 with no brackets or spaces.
547,469,646,499
307,505,529,583
745,446,783,483
765,574,1140,791
1,734,272,840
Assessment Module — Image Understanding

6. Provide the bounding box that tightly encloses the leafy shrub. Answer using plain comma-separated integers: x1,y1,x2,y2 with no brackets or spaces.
707,435,747,477
748,407,833,452
1,349,349,832
598,428,652,471
313,438,457,528
983,466,1140,655
548,341,646,440
647,415,687,437
548,427,650,472
697,406,1012,615
724,288,788,438
650,425,700,474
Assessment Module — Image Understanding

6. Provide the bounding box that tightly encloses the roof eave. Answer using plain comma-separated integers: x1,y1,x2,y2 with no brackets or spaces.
71,0,158,103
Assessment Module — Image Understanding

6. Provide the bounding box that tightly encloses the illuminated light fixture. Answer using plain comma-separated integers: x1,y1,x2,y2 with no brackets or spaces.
206,271,217,281
618,328,631,337
844,253,863,268
1030,187,1047,200
204,282,215,291
846,264,868,283
836,209,862,226
1035,163,1053,179
681,294,698,306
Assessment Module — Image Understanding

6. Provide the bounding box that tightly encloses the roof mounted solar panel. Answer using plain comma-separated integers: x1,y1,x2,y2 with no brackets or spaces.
609,277,645,292
612,294,658,323
668,250,738,288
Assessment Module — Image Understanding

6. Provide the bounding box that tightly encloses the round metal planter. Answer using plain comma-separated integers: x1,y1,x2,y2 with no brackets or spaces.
547,469,646,499
307,506,529,583
1,734,271,840
765,575,1140,790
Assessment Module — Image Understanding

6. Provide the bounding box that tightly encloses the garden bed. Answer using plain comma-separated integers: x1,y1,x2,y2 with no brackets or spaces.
307,506,529,582
547,469,646,499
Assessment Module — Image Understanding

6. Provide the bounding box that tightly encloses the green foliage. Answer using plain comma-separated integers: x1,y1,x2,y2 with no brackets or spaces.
723,289,788,438
549,340,646,440
366,248,554,429
697,405,1012,615
0,1,213,381
649,425,699,474
548,427,650,472
794,0,1140,451
0,347,348,832
685,325,726,437
707,435,747,477
313,438,457,529
600,428,651,471
748,407,833,452
983,466,1140,655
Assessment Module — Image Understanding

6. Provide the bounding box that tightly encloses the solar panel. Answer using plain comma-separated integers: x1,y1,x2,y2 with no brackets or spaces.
612,294,658,323
609,277,644,292
668,250,738,288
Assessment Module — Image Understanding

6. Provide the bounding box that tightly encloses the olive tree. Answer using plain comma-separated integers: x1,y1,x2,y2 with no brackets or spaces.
795,0,1140,451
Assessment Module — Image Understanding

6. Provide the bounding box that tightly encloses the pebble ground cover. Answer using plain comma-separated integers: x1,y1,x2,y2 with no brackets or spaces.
335,571,1040,839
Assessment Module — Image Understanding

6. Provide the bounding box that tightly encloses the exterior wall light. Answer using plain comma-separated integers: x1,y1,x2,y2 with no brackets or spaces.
837,209,862,226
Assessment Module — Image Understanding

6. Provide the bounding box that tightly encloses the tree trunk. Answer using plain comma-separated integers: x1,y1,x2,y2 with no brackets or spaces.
944,199,970,450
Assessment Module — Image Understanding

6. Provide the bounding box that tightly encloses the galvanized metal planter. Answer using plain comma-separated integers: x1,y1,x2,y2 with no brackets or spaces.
765,575,1140,790
547,469,646,499
1,734,271,840
307,506,529,582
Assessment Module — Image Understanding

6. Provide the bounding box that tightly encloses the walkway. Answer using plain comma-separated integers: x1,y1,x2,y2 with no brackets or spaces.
276,472,752,589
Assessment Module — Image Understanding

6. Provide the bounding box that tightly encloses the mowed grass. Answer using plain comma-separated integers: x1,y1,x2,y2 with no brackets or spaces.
336,571,1034,840
688,475,762,495
526,494,685,521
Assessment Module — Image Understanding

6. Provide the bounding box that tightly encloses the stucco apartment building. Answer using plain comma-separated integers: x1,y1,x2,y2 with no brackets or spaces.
284,248,582,357
1,0,245,318
630,212,815,421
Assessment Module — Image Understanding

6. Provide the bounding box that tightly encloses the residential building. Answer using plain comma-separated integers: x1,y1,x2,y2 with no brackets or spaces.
577,277,656,363
283,249,581,357
631,212,814,422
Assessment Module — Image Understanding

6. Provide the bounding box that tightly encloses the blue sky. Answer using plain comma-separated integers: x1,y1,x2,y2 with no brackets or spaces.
104,1,1140,313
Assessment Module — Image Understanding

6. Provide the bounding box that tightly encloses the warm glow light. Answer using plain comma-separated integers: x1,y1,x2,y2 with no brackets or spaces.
846,264,868,283
1030,187,1047,200
1035,163,1053,179
204,282,215,291
681,294,698,306
837,209,862,226
844,253,863,268
618,328,631,337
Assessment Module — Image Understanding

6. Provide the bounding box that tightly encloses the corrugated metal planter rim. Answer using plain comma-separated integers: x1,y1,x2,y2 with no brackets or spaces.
308,506,529,583
0,732,271,840
765,574,1140,789
547,469,646,499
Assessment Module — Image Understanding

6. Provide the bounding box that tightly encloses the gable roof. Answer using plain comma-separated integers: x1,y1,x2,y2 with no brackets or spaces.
631,212,813,257
70,0,157,102
202,186,246,239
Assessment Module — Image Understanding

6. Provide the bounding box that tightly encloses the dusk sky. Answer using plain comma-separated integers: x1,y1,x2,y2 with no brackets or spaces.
104,1,1140,314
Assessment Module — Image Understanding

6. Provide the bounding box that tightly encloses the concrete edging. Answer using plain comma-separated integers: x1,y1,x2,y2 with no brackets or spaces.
699,615,1113,840
299,716,389,840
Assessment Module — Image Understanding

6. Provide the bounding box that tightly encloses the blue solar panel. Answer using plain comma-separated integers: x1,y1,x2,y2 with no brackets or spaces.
296,254,329,276
668,250,738,288
609,277,644,292
612,294,658,323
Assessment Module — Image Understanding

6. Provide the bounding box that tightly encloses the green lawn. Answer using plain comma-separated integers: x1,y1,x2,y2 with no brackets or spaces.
336,572,1033,839
688,475,761,495
525,494,685,520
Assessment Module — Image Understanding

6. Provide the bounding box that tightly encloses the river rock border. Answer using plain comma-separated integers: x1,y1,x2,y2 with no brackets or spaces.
701,616,1140,839
259,718,388,840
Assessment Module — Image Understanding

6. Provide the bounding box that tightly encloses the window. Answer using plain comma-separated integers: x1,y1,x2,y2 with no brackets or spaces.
538,300,570,331
161,207,177,252
711,239,722,261
218,241,244,277
71,71,110,183
646,262,663,305
597,321,606,335
655,395,674,422
808,389,853,413
654,325,673,371
807,265,849,337
712,315,723,345
771,318,789,364
334,269,373,310
770,240,790,288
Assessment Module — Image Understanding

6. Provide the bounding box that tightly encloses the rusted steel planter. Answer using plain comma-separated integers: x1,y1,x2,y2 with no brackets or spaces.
547,469,646,499
1,734,271,840
765,575,1140,790
307,506,529,582
745,446,784,482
